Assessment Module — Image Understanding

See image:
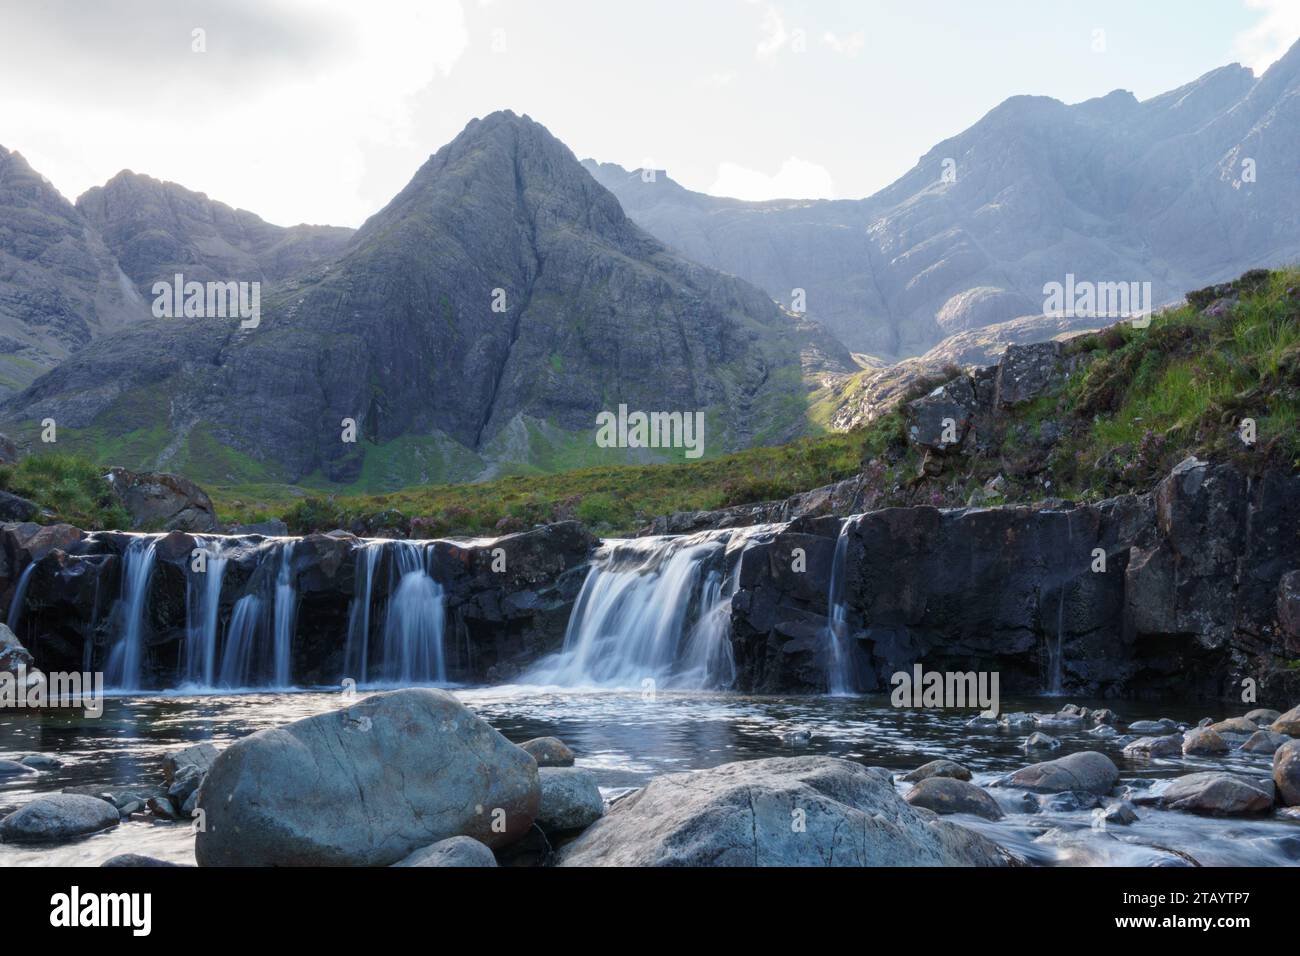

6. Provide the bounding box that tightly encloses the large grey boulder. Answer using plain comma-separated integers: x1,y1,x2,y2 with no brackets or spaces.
904,777,1003,821
1272,705,1300,737
999,751,1119,795
1275,740,1300,806
195,689,540,866
163,742,220,783
392,836,498,868
537,767,604,833
104,467,217,532
1241,730,1290,754
1209,717,1259,736
0,793,120,843
1182,727,1228,755
558,757,1011,867
1158,773,1274,815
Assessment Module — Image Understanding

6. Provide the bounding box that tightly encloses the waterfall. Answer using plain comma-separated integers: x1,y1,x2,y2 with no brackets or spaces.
344,541,382,683
823,521,863,696
523,532,744,689
272,541,298,687
6,561,35,634
1045,511,1074,696
105,536,160,691
218,594,265,688
182,537,229,687
376,541,446,684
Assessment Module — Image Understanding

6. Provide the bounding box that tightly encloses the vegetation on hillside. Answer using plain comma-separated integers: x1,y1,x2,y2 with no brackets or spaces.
0,454,130,530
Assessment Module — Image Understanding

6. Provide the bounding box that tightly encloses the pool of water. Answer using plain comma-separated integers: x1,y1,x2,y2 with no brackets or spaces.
1,686,1296,866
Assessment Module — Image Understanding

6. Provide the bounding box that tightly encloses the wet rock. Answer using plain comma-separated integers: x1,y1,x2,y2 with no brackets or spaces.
1182,727,1229,755
965,716,999,731
1242,730,1290,754
518,736,576,768
1247,709,1281,726
1000,713,1035,730
101,854,191,867
1197,717,1213,727
163,742,220,783
1089,725,1118,738
558,756,1011,867
1272,705,1300,736
1210,717,1259,736
0,758,37,777
1123,734,1185,758
105,467,217,532
195,689,540,866
1091,709,1118,725
392,836,498,868
1000,751,1119,796
0,793,120,842
1023,732,1061,750
1100,801,1138,825
1037,791,1101,812
902,759,972,783
147,796,178,821
1279,571,1300,641
904,777,1003,821
1128,719,1179,734
1158,772,1275,815
781,730,813,747
0,622,35,675
1275,740,1300,806
19,754,62,770
537,767,605,833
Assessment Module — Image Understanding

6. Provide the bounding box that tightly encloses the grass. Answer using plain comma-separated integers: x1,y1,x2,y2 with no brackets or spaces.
0,454,130,530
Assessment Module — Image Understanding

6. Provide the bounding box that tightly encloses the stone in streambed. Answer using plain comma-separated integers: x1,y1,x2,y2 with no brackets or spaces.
1128,719,1179,734
1100,801,1138,825
1246,709,1281,726
519,736,575,768
558,756,1011,867
195,688,540,866
392,836,498,868
1210,717,1260,737
1272,705,1300,737
1158,772,1274,815
0,759,37,777
904,777,1003,821
1275,739,1300,806
537,767,605,833
102,854,192,867
19,754,62,770
1022,732,1060,750
998,751,1119,796
1242,730,1290,754
1182,727,1228,755
902,759,971,783
1123,734,1185,758
163,742,219,783
0,793,120,843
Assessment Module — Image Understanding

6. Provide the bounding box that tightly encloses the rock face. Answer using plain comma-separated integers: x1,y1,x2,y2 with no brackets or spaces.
536,767,605,833
104,468,217,532
0,793,120,843
586,45,1300,358
3,112,810,488
1157,772,1275,815
392,836,498,868
558,756,1010,867
194,689,540,866
904,777,1003,820
999,752,1119,796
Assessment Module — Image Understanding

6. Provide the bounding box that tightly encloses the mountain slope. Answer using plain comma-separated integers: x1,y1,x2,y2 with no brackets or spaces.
0,146,148,396
2,112,813,487
586,40,1300,358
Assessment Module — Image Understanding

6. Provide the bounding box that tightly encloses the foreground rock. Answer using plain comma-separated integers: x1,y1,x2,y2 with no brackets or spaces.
392,836,498,868
901,759,971,783
1275,740,1300,806
1272,706,1300,736
1182,727,1228,755
520,736,575,768
105,467,217,532
558,757,1011,867
1158,773,1275,815
101,854,190,867
998,752,1118,796
904,777,1003,821
195,689,540,866
0,793,120,843
536,767,605,833
1242,730,1290,754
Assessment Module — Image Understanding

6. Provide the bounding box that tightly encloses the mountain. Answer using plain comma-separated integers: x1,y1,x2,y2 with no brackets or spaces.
0,146,147,396
77,172,354,295
586,40,1300,357
2,112,815,487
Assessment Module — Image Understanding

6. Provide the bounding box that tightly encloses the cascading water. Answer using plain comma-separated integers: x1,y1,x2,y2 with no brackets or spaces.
218,594,264,688
181,537,229,687
376,541,446,684
105,536,160,691
272,541,298,687
5,561,35,633
1045,511,1074,696
823,521,863,696
343,541,382,683
524,531,749,689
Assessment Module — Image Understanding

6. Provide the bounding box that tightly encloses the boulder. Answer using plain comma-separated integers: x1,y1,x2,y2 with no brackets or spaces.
999,751,1119,795
104,467,217,532
0,793,120,843
519,736,575,768
0,490,38,522
195,689,540,866
1182,727,1228,755
904,777,1003,821
1023,732,1060,750
1241,730,1290,754
1091,709,1118,725
904,376,975,452
537,767,605,833
994,341,1064,408
101,854,191,867
901,759,971,783
1100,801,1138,826
19,754,62,770
392,836,498,868
0,622,34,675
1275,740,1300,806
1209,717,1259,736
1128,719,1179,734
163,742,220,784
1272,706,1300,736
1246,708,1281,726
1158,773,1274,815
558,756,1011,867
1123,734,1185,757
0,758,37,777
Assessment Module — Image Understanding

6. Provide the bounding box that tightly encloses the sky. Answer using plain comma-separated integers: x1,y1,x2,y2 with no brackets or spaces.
1,0,1297,228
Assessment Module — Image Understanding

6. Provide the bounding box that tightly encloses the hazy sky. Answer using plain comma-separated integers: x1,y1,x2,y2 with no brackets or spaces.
2,0,1296,228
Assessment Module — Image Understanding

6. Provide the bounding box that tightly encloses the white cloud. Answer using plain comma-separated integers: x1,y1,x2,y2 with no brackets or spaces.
755,5,788,59
698,70,738,88
709,157,836,201
822,30,865,56
1233,0,1300,73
